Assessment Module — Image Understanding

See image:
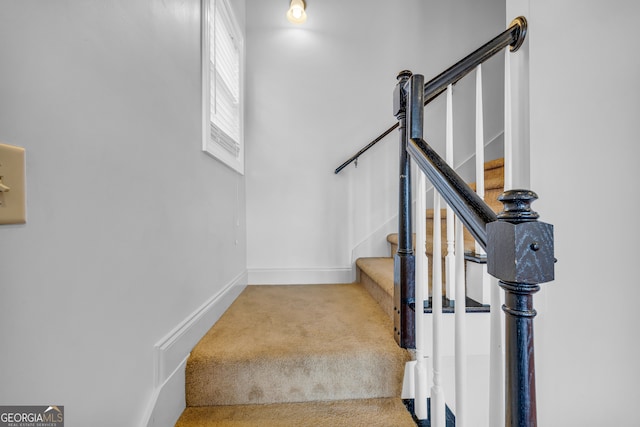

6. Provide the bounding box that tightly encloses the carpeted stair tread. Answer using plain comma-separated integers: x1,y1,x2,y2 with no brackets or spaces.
386,234,416,258
186,284,410,407
386,233,400,248
484,157,504,170
356,257,394,297
176,397,416,427
387,224,475,257
484,188,504,212
468,176,503,191
387,156,505,259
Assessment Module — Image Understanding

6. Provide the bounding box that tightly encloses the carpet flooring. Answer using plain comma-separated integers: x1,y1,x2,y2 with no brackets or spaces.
177,283,413,426
177,398,416,427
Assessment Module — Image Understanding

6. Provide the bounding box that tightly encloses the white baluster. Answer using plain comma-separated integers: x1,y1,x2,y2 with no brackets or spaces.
475,64,493,321
475,65,485,257
445,85,456,304
488,48,514,427
414,168,428,420
454,216,467,427
504,49,513,191
488,275,504,427
431,193,445,427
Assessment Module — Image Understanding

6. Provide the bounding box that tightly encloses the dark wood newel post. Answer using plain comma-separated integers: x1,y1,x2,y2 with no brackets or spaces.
487,190,555,427
392,70,415,349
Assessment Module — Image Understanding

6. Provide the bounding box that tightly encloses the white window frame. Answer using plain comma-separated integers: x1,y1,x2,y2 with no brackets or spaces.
202,0,244,174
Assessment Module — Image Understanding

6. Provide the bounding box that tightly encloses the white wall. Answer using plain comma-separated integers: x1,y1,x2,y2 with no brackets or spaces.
508,1,640,424
0,1,247,425
246,0,506,284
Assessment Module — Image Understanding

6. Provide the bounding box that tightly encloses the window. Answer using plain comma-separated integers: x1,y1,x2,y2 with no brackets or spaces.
202,0,244,174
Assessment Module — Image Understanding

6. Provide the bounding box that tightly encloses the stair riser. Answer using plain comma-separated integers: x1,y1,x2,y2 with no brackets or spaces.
391,219,476,297
184,285,410,409
359,269,394,321
186,353,406,406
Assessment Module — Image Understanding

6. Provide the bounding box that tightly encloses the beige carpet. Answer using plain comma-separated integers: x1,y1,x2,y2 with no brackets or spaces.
176,398,416,427
180,283,411,424
356,257,394,320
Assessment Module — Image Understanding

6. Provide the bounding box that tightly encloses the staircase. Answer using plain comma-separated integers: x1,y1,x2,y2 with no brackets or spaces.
175,284,416,426
175,158,504,426
382,158,504,299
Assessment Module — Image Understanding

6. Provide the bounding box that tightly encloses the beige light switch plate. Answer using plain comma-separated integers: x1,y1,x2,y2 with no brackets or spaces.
0,142,26,224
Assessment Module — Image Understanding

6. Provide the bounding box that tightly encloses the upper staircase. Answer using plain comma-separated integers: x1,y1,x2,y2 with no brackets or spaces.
175,158,504,426
365,157,504,305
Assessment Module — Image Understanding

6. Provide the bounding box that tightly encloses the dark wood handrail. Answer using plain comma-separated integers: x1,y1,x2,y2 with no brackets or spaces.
334,124,398,174
422,16,526,106
407,137,497,249
405,72,497,249
334,16,527,174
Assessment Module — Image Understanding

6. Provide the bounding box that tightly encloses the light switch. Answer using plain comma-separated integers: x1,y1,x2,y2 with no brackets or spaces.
0,142,26,224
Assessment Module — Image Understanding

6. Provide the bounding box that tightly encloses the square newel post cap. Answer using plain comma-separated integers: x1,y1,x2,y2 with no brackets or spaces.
393,70,412,118
487,190,555,284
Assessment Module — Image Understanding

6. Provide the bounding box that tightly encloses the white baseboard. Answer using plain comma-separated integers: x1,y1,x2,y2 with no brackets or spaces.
142,357,187,427
141,271,247,427
248,267,353,284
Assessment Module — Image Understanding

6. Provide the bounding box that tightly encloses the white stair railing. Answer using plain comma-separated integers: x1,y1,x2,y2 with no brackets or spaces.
488,273,505,427
504,49,513,191
417,60,509,427
445,84,456,303
448,81,468,427
398,18,528,426
414,167,429,420
454,215,467,426
487,49,516,427
431,191,445,426
475,65,486,257
475,61,506,427
338,17,538,426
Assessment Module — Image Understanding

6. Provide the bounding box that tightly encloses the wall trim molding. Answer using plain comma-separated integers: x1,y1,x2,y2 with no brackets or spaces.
248,267,353,285
141,356,187,427
141,271,247,427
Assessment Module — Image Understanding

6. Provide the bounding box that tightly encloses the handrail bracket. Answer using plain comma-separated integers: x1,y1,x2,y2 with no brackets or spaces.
509,16,528,52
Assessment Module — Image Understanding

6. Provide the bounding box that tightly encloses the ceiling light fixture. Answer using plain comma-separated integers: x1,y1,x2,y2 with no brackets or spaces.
286,0,307,24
